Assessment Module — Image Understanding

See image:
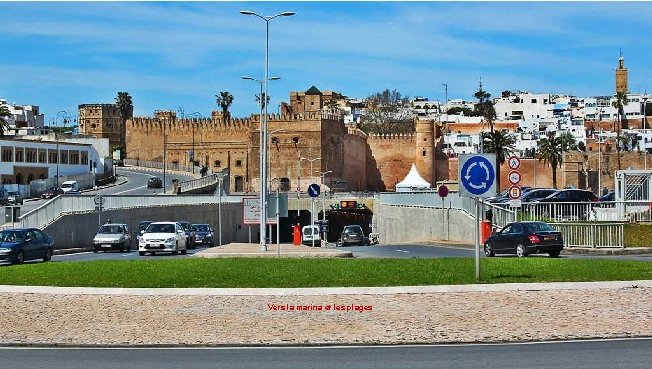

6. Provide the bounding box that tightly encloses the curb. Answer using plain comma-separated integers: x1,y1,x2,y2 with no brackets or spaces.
428,241,652,256
1,280,651,296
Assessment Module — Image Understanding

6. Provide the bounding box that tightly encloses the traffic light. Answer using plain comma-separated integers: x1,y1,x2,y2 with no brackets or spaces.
356,203,365,209
340,200,357,209
330,203,340,210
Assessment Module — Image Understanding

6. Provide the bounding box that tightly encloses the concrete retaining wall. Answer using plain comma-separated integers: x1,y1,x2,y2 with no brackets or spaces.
375,204,476,245
44,203,252,250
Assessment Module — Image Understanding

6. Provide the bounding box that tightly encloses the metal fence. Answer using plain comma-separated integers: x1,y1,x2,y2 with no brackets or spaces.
516,201,652,223
19,194,245,229
124,159,205,174
377,191,516,228
549,222,624,248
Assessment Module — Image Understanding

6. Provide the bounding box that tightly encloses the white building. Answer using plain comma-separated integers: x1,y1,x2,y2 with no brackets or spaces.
0,138,102,185
0,99,45,128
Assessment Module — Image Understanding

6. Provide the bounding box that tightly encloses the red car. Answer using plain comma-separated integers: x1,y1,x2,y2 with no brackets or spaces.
41,186,64,199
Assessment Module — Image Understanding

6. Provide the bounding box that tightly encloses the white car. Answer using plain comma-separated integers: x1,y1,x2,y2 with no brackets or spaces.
301,225,321,246
138,221,187,256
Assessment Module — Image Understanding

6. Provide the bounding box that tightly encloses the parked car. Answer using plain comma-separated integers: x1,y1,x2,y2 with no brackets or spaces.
191,224,214,247
337,225,367,246
147,177,163,189
484,221,564,258
138,221,187,256
93,223,132,253
521,188,558,203
0,228,55,264
487,187,533,204
7,191,24,205
60,180,80,194
41,186,64,199
177,221,196,248
599,191,615,202
530,189,599,219
301,225,320,246
137,221,154,236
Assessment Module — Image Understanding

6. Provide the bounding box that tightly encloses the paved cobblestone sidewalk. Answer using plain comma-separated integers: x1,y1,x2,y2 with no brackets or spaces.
1,283,651,346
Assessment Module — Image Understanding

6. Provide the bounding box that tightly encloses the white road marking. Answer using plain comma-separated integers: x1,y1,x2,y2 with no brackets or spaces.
395,249,409,253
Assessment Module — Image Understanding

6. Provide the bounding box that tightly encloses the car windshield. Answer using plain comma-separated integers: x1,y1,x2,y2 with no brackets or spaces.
146,223,176,233
0,230,25,242
193,225,210,232
525,222,556,232
98,225,123,234
344,226,362,234
61,183,72,189
138,222,152,230
303,227,317,235
8,192,19,196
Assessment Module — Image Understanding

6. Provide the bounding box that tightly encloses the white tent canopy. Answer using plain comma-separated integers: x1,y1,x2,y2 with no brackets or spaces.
395,163,431,192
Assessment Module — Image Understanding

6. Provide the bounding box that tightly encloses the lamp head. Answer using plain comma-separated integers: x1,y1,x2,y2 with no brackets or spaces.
269,77,281,81
241,76,254,81
239,10,255,15
279,12,296,16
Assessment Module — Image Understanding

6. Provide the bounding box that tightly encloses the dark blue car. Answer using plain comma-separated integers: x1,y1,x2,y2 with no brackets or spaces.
190,224,214,247
0,228,55,265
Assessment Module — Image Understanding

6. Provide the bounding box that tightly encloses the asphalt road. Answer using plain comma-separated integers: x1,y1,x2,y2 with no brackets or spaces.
9,167,194,215
1,338,650,369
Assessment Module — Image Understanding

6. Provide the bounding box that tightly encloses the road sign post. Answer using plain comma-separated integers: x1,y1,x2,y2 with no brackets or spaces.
438,185,449,240
458,154,497,280
307,183,320,248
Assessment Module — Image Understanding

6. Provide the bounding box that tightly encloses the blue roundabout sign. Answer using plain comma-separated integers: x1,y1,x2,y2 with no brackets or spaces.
458,154,497,198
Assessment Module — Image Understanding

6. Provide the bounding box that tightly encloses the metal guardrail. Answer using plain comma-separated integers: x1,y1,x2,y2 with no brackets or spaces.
19,194,245,229
515,201,652,223
550,222,624,248
179,173,221,193
123,159,204,174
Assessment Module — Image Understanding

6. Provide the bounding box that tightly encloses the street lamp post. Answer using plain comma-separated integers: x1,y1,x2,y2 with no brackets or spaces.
317,170,332,247
299,157,321,246
598,108,604,193
188,112,202,174
240,9,295,252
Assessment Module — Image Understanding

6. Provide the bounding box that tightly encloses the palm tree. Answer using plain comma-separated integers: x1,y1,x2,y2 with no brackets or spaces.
474,82,496,132
255,92,270,110
0,105,11,137
115,92,133,158
482,130,516,191
215,91,234,121
536,132,575,189
612,90,628,170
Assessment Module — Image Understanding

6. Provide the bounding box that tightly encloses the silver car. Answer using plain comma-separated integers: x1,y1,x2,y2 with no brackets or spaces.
93,223,132,253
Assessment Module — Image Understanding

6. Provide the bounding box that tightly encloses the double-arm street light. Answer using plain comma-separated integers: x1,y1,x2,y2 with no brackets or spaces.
240,9,295,251
188,112,202,174
317,170,332,247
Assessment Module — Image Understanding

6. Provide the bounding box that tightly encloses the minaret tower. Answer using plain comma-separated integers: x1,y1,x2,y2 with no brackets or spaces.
615,50,628,94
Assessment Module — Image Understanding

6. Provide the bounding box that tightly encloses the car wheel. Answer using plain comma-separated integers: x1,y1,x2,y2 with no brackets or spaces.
15,251,25,264
484,242,495,257
173,242,179,255
139,251,145,256
549,250,561,258
43,248,52,262
120,242,126,253
181,248,187,255
516,243,528,257
93,247,99,254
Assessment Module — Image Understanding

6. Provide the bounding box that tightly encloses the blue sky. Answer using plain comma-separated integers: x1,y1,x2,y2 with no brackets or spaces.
2,1,652,124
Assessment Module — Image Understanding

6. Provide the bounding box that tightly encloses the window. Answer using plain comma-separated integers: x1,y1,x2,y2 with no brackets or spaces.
15,148,24,162
531,99,537,103
38,149,47,163
26,148,37,163
235,160,242,167
81,151,88,165
60,150,68,164
214,160,221,167
1,147,13,162
70,150,80,165
422,149,426,156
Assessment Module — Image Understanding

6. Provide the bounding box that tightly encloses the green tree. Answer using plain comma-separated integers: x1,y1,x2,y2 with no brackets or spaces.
473,81,496,132
115,92,133,159
0,105,11,136
358,89,413,135
537,132,576,189
481,130,516,191
612,90,629,170
446,106,473,116
255,92,270,110
216,91,234,121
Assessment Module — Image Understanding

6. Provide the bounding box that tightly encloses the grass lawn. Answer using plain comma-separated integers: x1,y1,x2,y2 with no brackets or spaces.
624,223,652,248
0,258,650,288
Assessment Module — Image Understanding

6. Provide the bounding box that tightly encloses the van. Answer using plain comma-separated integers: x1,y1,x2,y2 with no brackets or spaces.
60,180,80,194
301,225,321,246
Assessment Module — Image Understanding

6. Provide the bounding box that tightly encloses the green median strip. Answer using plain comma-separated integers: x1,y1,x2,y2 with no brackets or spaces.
1,258,651,288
